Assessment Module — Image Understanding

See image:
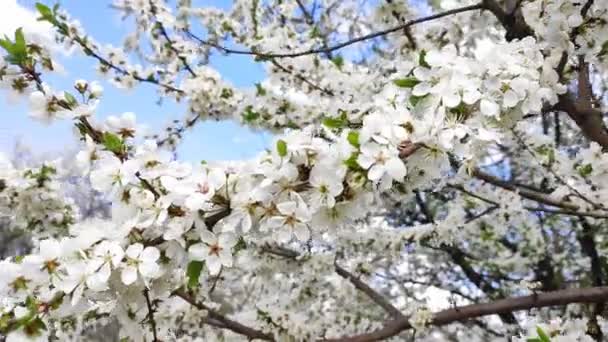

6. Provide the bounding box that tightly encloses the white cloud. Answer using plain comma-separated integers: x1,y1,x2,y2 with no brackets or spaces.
0,0,55,49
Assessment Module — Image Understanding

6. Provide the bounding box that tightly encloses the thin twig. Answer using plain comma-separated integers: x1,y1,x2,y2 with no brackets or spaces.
186,4,483,59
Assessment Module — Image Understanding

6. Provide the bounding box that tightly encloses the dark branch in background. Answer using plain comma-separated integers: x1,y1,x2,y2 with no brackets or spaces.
71,34,184,94
448,181,608,219
414,190,517,324
334,259,405,319
483,0,608,151
480,0,533,41
384,0,417,49
295,0,314,24
262,245,405,319
186,3,484,59
174,288,275,341
324,287,608,342
143,288,160,342
157,23,198,77
577,218,605,340
270,59,334,96
554,58,608,150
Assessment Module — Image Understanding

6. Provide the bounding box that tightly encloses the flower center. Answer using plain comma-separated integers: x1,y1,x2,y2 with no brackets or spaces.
209,244,222,256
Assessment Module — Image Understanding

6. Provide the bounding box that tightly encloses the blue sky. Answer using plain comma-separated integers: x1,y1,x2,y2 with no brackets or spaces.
1,0,270,161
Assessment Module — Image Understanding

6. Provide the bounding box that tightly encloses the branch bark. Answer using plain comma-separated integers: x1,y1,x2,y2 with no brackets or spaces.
324,286,608,342
335,262,405,320
174,288,275,341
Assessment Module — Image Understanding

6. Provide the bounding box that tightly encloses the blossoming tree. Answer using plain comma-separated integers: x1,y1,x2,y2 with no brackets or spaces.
1,0,608,340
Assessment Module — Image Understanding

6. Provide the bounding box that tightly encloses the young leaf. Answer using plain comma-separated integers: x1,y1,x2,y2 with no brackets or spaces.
101,132,125,154
322,117,345,129
63,92,77,107
536,326,551,342
35,3,53,20
419,50,430,68
242,106,260,122
332,56,344,69
347,131,360,147
276,139,288,157
187,261,204,288
393,77,420,88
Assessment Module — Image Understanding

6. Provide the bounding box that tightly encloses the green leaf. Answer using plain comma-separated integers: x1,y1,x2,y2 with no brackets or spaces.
63,92,77,106
347,131,360,148
220,88,233,99
0,28,28,65
419,50,430,68
35,3,53,20
599,41,608,58
344,152,362,171
526,339,541,342
276,139,288,157
233,236,247,253
332,56,344,69
101,132,125,154
409,94,427,107
187,261,204,288
322,116,345,129
536,326,551,342
14,28,26,52
242,105,260,122
393,77,420,88
255,83,266,96
0,38,13,55
577,163,593,177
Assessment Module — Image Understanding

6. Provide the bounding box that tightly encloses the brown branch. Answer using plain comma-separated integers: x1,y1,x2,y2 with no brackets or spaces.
143,288,160,342
263,246,405,320
334,261,405,319
186,4,483,59
470,168,583,211
295,0,314,24
555,94,608,150
384,0,417,49
174,288,274,341
157,23,198,78
448,184,608,219
480,0,533,41
323,286,608,341
270,60,334,96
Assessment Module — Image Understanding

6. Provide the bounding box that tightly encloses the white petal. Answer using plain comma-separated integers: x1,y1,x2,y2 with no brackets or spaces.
139,262,160,278
503,90,519,108
367,164,385,181
275,229,293,243
125,243,143,259
72,284,84,306
293,223,310,242
276,201,297,215
121,266,138,285
189,243,210,261
199,230,217,245
219,233,237,248
218,249,233,268
141,247,160,263
412,83,431,96
185,193,207,211
463,89,481,104
206,256,222,275
443,92,461,108
385,158,407,180
480,99,500,116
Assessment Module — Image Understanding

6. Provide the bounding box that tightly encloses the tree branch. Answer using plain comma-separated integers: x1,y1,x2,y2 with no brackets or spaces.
143,288,160,342
186,4,483,59
324,286,608,341
174,288,274,341
334,261,405,319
